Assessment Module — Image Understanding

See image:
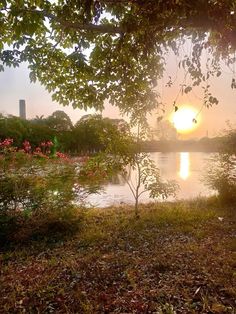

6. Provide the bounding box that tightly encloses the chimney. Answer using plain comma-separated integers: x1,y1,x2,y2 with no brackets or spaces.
19,99,26,119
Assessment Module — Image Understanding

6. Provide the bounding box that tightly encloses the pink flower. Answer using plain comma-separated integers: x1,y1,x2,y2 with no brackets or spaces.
56,152,68,159
22,140,31,152
46,141,53,147
35,147,41,153
0,138,13,147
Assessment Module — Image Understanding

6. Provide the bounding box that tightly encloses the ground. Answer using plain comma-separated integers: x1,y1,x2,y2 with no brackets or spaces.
0,198,236,313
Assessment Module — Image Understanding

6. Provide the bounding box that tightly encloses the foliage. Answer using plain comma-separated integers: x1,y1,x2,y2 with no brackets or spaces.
204,128,236,203
0,115,29,146
114,125,178,216
43,110,73,132
0,205,83,244
77,121,135,190
0,138,100,244
83,124,178,216
73,114,119,153
153,120,178,141
0,114,55,149
121,152,178,217
204,154,236,204
0,1,236,118
220,126,236,155
0,113,131,154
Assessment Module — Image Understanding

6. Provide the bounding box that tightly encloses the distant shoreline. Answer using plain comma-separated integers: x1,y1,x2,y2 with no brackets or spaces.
142,138,222,153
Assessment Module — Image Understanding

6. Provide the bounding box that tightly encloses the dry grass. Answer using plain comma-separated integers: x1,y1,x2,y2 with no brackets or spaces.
0,198,235,313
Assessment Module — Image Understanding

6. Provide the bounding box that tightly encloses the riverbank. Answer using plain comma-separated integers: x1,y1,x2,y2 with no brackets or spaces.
1,198,235,313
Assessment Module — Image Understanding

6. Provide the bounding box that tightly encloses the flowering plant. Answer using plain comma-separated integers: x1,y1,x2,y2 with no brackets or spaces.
0,138,97,214
0,138,104,244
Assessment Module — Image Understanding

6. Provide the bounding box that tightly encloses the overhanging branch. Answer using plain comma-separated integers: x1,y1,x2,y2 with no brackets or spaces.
61,21,124,34
6,8,125,34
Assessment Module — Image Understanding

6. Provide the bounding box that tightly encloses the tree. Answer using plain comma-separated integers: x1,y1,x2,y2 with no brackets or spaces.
153,120,177,141
26,123,55,148
122,151,178,217
83,123,178,217
72,114,129,153
117,126,178,217
45,110,73,132
31,115,45,125
0,1,236,119
0,115,28,146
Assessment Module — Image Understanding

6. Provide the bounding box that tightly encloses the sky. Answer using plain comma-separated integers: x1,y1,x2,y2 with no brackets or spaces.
0,55,236,139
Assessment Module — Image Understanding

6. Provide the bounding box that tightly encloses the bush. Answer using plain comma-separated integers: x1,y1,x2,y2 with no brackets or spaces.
0,138,96,246
0,156,77,212
204,153,236,204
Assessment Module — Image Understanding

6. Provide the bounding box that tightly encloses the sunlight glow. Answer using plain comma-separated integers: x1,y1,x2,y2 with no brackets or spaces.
179,152,190,180
171,106,198,134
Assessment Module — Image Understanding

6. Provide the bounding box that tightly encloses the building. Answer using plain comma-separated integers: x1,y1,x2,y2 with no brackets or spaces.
19,99,26,119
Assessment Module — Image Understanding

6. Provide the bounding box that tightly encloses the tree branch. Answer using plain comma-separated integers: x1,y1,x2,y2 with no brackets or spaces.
138,189,148,198
17,8,124,34
61,21,124,34
126,180,136,199
42,7,207,36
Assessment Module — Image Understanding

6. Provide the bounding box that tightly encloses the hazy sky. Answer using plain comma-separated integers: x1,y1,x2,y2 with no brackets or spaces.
0,55,236,139
156,50,236,138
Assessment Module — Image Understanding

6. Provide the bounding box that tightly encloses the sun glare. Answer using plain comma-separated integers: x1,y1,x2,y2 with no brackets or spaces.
171,106,199,134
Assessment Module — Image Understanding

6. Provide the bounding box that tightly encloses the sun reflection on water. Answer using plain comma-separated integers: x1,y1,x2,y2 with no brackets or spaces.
179,152,190,180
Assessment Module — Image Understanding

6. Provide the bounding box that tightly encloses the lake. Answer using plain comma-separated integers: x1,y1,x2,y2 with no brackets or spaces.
87,152,216,207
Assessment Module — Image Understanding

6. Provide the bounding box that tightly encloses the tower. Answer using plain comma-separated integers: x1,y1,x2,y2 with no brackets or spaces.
19,99,26,119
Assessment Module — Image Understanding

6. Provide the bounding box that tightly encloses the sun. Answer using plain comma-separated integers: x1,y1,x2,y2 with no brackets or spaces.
171,106,199,134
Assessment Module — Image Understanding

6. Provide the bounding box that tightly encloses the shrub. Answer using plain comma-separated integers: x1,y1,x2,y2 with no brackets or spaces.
0,139,97,245
204,153,236,204
204,128,236,204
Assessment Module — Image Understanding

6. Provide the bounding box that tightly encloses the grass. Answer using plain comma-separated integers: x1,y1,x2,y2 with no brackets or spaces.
0,197,236,313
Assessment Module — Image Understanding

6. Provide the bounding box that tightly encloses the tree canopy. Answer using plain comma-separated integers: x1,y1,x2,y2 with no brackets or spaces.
0,112,132,154
1,1,236,119
44,110,73,131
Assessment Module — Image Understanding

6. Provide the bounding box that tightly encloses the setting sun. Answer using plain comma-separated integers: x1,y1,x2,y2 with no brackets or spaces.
171,106,199,134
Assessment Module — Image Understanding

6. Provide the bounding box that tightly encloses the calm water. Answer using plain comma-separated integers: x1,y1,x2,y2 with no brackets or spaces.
87,152,215,207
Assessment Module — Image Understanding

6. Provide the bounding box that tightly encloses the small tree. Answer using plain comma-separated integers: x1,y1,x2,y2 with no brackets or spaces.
117,123,178,217
83,121,178,217
122,152,178,217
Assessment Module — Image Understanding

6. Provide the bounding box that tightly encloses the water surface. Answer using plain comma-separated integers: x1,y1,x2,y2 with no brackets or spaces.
88,152,215,207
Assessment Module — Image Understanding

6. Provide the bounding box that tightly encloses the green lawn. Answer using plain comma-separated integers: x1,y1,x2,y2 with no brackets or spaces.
1,198,235,313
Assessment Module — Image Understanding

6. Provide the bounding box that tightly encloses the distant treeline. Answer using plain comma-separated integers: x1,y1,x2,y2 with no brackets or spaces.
142,137,222,152
0,111,227,154
0,112,129,154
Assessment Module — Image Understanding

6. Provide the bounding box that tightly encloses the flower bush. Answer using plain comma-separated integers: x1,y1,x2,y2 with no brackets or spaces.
0,139,98,245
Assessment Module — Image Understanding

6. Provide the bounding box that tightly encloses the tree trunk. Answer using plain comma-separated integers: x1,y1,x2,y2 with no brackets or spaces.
134,196,139,219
